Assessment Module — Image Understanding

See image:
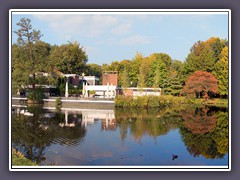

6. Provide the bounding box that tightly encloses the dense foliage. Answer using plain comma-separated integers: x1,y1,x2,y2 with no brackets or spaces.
49,41,88,74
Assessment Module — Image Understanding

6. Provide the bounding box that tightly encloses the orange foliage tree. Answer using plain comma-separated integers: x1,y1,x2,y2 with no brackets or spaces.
181,71,218,98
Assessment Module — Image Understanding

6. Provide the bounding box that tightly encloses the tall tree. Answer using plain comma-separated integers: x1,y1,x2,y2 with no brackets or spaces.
128,52,144,87
121,67,130,88
13,18,42,90
163,60,184,95
148,59,167,88
138,63,146,88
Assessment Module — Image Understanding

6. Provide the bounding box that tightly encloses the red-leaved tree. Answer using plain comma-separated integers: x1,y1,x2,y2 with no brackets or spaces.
181,71,218,98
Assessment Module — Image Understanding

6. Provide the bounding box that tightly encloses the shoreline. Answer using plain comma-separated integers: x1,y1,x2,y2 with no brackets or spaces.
11,96,228,109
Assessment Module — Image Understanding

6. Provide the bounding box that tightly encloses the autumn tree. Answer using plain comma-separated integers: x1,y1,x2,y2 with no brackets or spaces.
205,37,228,63
213,46,229,97
181,71,218,98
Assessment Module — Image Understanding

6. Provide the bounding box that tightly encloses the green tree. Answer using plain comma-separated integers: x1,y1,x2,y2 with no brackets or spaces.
12,44,30,93
183,37,228,81
50,41,88,74
148,59,167,88
213,46,228,97
13,18,42,90
85,63,102,84
163,60,184,95
183,41,215,77
138,63,146,88
128,52,144,87
33,41,57,86
121,67,130,88
148,53,172,70
153,67,161,88
86,63,102,77
163,77,183,96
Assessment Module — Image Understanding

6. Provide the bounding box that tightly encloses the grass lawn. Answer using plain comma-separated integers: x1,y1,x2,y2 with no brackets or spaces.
12,149,37,166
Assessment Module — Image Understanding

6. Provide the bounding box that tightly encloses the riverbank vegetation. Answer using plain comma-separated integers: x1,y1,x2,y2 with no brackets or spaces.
115,95,228,108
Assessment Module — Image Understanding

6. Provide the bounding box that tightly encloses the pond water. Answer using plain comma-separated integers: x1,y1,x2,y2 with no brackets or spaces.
11,105,229,167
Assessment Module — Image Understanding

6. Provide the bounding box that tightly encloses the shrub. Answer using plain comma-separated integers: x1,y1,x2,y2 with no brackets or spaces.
55,97,62,111
114,95,125,107
27,88,44,104
147,96,160,108
159,95,174,107
89,90,96,95
139,96,149,108
130,97,139,108
123,96,132,107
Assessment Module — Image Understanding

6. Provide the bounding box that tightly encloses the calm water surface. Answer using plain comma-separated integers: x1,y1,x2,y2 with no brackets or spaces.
11,105,228,166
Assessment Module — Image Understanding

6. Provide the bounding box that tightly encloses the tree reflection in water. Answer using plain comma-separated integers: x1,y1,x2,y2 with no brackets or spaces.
115,107,182,142
12,105,86,164
115,106,228,160
178,106,228,159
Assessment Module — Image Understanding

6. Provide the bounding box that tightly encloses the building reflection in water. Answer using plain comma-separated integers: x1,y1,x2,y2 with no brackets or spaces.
59,109,116,130
12,106,116,131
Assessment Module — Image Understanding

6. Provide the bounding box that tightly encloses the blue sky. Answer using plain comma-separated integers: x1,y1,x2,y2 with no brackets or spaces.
11,11,229,65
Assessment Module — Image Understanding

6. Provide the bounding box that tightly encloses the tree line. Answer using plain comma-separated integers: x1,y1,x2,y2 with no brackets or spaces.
12,18,229,99
103,37,228,98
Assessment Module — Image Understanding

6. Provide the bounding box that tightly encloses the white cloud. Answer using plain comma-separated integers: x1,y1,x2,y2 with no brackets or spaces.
87,15,118,36
33,14,118,38
33,14,65,22
111,23,132,35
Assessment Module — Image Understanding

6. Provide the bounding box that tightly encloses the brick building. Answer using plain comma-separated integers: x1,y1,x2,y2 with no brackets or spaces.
102,71,118,86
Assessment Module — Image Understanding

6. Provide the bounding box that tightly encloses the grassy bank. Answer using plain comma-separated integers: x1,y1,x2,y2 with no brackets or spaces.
114,95,228,108
12,148,37,166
